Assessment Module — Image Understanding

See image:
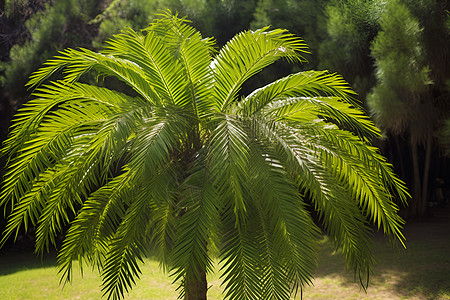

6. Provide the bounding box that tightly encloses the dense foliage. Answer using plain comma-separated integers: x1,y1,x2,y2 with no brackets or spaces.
1,12,409,300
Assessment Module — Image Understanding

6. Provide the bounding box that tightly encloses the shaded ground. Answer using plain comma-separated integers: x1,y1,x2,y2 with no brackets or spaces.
306,218,450,300
0,210,449,299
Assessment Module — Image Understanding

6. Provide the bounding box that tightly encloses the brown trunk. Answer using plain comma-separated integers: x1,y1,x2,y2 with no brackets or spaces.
411,143,422,217
185,267,207,300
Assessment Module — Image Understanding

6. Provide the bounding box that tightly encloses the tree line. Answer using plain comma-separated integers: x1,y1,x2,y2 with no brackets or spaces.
0,0,449,218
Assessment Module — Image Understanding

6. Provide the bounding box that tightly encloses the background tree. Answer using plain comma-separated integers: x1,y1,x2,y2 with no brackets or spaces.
170,0,259,50
0,0,51,139
319,0,381,101
92,0,167,48
251,0,329,70
368,0,449,217
1,13,407,300
0,0,101,102
368,1,433,215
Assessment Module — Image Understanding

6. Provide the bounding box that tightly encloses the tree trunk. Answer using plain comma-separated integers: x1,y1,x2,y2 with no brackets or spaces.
411,143,422,218
185,267,207,300
420,134,432,215
394,135,406,181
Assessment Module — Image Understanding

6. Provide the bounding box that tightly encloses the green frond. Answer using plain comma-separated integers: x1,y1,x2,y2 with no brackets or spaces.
218,132,321,300
1,80,146,166
100,160,179,300
146,12,215,118
1,165,68,247
266,95,380,140
101,241,145,300
145,165,179,269
34,181,78,253
208,114,249,226
220,208,264,300
251,116,376,283
31,115,135,254
1,80,148,214
298,124,407,244
212,28,308,111
1,82,98,159
103,27,189,106
304,161,375,287
242,70,357,115
247,179,291,300
27,47,158,104
247,137,320,293
58,168,134,285
147,202,178,270
34,106,185,254
127,108,187,172
100,190,151,300
33,158,97,253
1,101,106,209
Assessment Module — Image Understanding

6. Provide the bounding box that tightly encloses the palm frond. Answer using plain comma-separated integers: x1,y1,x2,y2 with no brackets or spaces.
220,206,263,300
1,99,107,209
28,112,136,253
251,131,320,288
103,27,189,106
299,124,407,243
1,165,68,247
265,95,380,140
212,28,308,111
145,164,179,269
99,159,180,300
58,167,134,285
100,184,153,300
208,114,249,226
34,150,103,253
1,82,147,245
252,116,377,283
127,107,187,172
306,162,374,288
242,71,356,113
1,80,145,163
147,11,215,117
249,139,320,292
27,48,158,104
101,241,146,300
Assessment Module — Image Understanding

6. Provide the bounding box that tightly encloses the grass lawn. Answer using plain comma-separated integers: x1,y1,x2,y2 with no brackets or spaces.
1,219,449,300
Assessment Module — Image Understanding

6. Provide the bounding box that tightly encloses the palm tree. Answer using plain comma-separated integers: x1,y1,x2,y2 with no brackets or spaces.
1,12,408,300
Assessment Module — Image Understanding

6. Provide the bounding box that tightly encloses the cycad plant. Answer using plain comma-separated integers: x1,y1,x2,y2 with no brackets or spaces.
1,12,407,300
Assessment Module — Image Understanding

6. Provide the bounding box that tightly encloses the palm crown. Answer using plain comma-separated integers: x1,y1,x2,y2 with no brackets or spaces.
1,12,407,300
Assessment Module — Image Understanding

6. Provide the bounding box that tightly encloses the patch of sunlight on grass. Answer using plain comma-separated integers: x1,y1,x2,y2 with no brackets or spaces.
0,255,223,300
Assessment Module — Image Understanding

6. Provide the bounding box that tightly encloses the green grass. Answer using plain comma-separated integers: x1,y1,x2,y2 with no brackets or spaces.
1,221,449,299
0,252,225,300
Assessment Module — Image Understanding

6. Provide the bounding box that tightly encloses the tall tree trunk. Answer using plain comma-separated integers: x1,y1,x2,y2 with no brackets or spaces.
185,267,207,300
420,134,432,215
411,143,422,218
394,135,406,181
